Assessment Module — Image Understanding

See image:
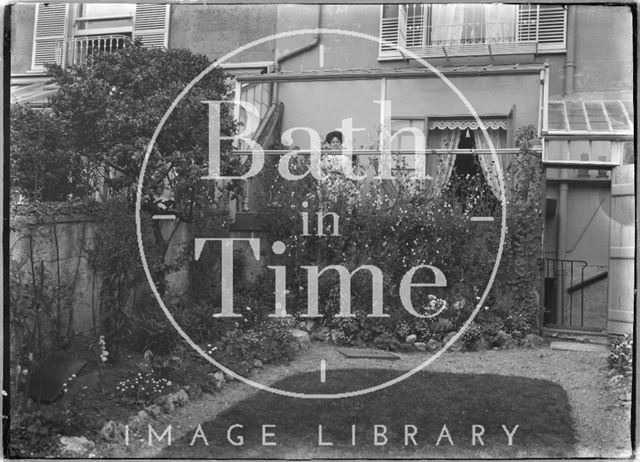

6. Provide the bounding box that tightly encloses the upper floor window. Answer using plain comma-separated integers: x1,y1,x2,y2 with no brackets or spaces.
74,3,136,36
31,3,169,71
379,3,566,60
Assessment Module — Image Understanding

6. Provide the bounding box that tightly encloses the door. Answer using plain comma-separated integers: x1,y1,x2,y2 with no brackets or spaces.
607,164,635,334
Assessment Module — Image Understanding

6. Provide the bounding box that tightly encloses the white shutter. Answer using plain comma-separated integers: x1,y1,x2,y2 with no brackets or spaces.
537,5,566,50
133,4,169,48
31,3,68,69
517,4,566,50
380,16,400,55
516,4,538,43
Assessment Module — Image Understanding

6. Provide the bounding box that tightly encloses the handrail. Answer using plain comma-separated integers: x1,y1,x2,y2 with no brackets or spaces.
230,148,541,156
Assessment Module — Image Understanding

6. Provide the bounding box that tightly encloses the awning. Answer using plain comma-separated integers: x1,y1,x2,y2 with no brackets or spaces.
428,118,508,130
11,78,58,107
546,99,633,135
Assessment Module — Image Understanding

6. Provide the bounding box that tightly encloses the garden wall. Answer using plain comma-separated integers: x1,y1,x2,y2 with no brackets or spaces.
10,214,101,336
10,214,191,337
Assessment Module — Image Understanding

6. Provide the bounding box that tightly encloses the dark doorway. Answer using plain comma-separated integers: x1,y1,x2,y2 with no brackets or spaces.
449,129,498,215
454,129,480,176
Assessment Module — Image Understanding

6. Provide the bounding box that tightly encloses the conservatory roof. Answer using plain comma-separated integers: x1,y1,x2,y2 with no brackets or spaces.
545,99,634,137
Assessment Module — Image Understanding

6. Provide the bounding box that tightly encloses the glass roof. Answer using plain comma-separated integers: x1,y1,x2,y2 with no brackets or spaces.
547,99,633,133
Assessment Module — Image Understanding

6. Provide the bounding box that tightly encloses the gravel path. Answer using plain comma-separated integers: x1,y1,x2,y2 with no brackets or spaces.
97,344,632,458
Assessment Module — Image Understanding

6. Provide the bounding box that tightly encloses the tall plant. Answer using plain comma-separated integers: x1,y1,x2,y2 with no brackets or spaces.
37,41,241,357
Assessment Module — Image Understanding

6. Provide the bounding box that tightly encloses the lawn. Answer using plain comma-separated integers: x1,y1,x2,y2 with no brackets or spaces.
158,369,576,458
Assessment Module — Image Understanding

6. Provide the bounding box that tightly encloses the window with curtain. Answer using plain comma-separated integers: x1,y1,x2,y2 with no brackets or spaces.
32,3,169,69
425,4,518,46
379,3,566,58
75,3,136,36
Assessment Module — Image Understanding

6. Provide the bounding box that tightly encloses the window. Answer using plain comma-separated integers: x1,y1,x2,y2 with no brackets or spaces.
387,117,511,202
74,3,135,36
380,3,566,59
31,3,170,70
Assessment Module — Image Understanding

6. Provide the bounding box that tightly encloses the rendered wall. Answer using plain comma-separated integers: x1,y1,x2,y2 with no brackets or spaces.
386,74,539,129
169,4,277,64
277,73,540,149
10,3,36,75
277,79,382,149
571,5,634,98
9,215,190,336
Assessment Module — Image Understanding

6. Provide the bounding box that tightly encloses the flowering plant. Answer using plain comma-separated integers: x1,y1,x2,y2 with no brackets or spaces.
608,334,633,375
114,372,174,404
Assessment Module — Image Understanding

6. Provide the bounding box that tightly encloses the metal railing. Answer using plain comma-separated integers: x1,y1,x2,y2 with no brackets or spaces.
381,17,535,49
412,20,523,47
543,258,607,331
56,35,129,68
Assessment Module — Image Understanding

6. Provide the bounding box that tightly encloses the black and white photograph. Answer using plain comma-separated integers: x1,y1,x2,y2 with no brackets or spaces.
2,0,636,459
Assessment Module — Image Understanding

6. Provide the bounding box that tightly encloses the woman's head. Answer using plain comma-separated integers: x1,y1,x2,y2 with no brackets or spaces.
325,130,343,150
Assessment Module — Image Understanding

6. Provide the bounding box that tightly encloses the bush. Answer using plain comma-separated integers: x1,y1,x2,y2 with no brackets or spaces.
212,321,296,374
460,322,484,348
608,334,633,375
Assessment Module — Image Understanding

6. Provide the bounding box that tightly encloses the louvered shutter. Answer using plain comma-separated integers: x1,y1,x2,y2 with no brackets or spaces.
380,16,400,56
517,4,566,50
516,4,538,43
537,5,566,50
32,3,68,69
133,4,169,48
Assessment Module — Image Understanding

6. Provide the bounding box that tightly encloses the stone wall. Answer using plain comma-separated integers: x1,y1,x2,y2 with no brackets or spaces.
9,214,192,342
10,215,101,342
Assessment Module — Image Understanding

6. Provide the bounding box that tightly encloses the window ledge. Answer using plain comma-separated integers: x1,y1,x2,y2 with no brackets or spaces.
378,43,566,61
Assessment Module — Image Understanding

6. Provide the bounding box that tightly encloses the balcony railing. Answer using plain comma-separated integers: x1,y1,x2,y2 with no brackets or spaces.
381,17,537,58
56,35,130,68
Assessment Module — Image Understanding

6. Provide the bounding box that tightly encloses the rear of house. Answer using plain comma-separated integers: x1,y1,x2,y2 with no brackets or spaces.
9,2,635,336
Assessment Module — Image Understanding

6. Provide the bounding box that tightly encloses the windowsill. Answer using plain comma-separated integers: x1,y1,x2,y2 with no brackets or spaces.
74,27,133,36
378,44,565,61
25,69,49,75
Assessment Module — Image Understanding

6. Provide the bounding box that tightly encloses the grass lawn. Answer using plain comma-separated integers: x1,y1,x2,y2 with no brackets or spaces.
158,369,576,458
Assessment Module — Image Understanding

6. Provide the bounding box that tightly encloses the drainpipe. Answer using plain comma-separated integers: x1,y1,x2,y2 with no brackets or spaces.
555,164,569,323
555,6,576,323
271,4,322,105
564,5,577,95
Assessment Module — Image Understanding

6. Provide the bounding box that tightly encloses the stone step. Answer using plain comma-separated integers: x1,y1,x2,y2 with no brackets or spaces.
549,341,608,353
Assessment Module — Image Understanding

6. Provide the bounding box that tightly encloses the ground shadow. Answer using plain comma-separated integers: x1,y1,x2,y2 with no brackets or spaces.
157,369,576,458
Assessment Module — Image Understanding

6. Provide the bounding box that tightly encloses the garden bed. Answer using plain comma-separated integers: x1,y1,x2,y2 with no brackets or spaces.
7,330,293,458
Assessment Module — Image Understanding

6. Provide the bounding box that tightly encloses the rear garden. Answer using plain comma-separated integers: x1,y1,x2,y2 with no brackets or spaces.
6,42,633,459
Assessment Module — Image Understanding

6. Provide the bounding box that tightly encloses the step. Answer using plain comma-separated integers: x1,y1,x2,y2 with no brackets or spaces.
549,341,608,353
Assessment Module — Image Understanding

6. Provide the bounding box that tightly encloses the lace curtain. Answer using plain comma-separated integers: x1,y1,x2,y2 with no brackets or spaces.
430,4,517,45
424,128,460,199
475,128,508,200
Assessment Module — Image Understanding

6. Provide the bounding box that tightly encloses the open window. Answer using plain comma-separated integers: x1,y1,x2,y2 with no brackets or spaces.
31,3,170,70
380,3,566,59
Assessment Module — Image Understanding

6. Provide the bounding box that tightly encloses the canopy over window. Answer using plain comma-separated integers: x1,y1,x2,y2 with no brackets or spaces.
547,100,633,134
428,118,508,130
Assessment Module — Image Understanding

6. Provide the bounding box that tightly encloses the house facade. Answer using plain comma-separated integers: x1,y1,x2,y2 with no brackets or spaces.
9,2,635,335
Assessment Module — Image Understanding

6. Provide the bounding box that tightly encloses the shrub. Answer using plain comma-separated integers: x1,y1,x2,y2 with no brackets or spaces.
212,321,296,374
460,322,484,348
608,334,633,375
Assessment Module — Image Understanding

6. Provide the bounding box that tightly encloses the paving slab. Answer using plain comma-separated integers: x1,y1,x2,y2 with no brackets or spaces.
550,341,608,353
335,347,400,360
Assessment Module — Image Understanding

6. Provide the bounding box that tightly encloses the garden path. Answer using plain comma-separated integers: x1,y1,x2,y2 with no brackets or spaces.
97,344,631,458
